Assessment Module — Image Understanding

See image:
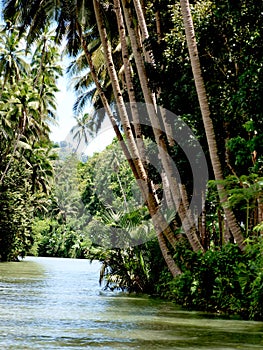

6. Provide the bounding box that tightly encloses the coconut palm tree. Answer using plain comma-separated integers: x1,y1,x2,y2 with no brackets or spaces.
30,28,62,123
113,0,146,159
0,78,40,184
2,1,130,161
179,0,245,251
70,112,96,153
0,27,61,185
121,0,203,252
93,0,181,275
0,24,29,91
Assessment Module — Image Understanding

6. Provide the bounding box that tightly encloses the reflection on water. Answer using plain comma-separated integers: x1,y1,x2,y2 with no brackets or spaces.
0,256,262,349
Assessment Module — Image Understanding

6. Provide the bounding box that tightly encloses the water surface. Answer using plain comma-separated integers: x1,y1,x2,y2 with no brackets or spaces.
0,256,262,349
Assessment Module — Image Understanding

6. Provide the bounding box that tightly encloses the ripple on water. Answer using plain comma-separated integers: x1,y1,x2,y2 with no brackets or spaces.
0,257,262,350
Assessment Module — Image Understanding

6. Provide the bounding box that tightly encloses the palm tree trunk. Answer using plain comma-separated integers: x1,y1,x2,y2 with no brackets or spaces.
157,232,181,277
122,0,203,252
154,1,162,43
93,0,181,274
114,0,161,208
113,0,146,161
76,22,138,176
93,0,145,179
133,0,177,230
133,0,154,65
78,14,160,226
179,0,245,251
133,0,174,147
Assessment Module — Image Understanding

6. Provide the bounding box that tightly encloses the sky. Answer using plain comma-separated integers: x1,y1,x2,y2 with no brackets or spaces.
49,75,76,142
50,69,115,157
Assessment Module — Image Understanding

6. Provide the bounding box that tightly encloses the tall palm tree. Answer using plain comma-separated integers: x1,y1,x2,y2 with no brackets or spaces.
113,0,146,160
132,0,174,146
0,25,61,185
30,28,62,120
179,0,245,251
0,24,29,91
93,0,184,273
121,0,203,252
0,78,40,184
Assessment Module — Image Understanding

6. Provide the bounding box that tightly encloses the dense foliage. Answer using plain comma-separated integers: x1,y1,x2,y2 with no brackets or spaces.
0,26,61,260
161,238,263,320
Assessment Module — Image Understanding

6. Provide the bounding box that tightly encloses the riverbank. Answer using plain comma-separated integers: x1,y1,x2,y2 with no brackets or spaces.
154,241,263,322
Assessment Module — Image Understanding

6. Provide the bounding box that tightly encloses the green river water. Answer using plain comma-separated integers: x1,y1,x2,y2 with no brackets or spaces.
0,256,262,349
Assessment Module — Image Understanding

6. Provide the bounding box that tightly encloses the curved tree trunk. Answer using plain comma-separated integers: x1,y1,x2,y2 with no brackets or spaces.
122,0,203,252
77,22,141,182
133,0,179,226
157,232,181,277
93,0,145,179
179,0,245,251
133,0,174,147
114,0,160,208
133,0,154,66
113,0,146,162
93,0,181,274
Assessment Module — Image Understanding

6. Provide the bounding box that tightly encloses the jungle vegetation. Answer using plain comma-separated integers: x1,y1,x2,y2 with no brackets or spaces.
0,0,262,320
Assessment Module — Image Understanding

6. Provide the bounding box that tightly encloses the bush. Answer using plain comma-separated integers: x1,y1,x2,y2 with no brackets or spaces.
162,241,263,320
